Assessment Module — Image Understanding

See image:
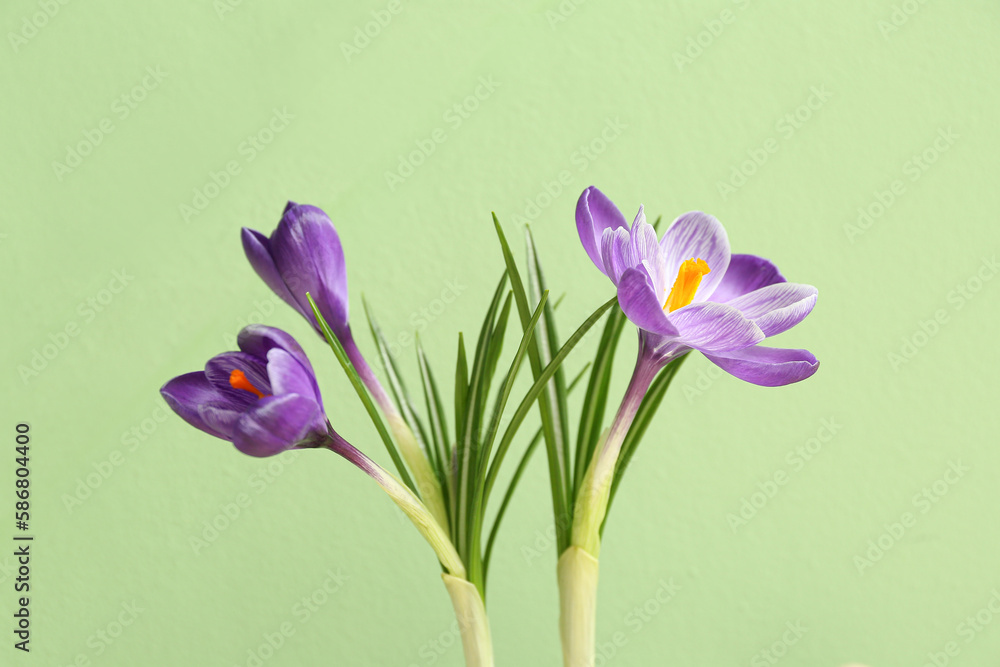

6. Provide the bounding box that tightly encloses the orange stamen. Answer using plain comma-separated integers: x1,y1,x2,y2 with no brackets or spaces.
663,258,711,312
229,369,265,399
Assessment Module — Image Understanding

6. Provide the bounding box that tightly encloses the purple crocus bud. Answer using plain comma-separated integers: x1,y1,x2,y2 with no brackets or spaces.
575,186,819,387
241,202,350,339
160,325,329,457
240,202,448,529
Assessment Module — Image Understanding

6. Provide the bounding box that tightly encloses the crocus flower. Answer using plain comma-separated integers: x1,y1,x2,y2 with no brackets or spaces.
241,202,399,415
576,185,819,386
241,202,449,530
563,188,821,667
159,325,466,578
160,325,329,457
241,202,350,340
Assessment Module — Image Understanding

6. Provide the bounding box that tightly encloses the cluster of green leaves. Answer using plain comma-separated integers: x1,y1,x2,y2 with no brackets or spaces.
312,220,613,598
311,211,686,596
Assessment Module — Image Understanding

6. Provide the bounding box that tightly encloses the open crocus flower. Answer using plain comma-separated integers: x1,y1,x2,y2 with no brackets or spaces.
563,188,821,667
160,325,329,457
576,186,819,386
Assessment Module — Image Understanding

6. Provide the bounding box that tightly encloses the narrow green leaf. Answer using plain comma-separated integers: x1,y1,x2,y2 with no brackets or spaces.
477,289,548,474
454,333,468,446
459,273,509,572
525,227,572,507
465,274,509,460
306,293,416,492
482,293,513,397
362,297,435,471
452,333,468,543
493,213,570,551
416,337,451,501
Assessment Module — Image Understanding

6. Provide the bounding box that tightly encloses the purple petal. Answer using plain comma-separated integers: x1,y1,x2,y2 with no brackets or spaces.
710,254,786,303
160,372,233,440
232,394,325,457
629,209,658,266
266,348,324,409
196,403,244,439
703,346,819,387
617,268,679,337
726,283,818,337
576,186,629,277
668,302,764,352
204,351,272,404
238,325,316,379
241,227,309,320
601,206,659,287
270,204,350,334
600,227,632,285
659,212,731,301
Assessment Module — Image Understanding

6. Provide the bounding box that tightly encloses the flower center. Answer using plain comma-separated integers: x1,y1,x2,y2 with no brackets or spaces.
229,369,266,399
663,258,711,312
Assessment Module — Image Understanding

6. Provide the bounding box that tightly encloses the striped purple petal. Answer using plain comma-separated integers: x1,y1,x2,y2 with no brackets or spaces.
703,346,819,387
659,211,731,301
576,186,629,277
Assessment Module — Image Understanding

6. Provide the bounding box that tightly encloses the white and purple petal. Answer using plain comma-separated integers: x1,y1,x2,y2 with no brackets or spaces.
659,211,731,300
668,301,764,352
725,283,818,337
616,267,679,337
576,186,629,277
710,254,786,303
703,346,819,387
600,227,633,285
628,208,660,266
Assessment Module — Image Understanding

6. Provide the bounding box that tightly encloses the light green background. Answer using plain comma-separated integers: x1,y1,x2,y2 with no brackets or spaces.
2,1,999,665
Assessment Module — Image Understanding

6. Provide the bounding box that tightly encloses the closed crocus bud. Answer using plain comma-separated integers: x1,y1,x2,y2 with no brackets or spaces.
241,202,350,339
160,325,329,457
242,201,450,532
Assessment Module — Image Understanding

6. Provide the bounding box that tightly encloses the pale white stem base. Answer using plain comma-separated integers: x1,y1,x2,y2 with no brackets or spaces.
558,546,600,667
443,575,494,667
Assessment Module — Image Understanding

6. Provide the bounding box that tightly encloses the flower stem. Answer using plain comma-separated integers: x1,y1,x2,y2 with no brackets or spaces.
571,350,660,556
443,574,494,667
327,431,466,579
341,331,451,533
560,347,660,667
558,546,599,667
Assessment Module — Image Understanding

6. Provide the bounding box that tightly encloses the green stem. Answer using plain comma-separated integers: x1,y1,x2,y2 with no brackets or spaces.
327,434,465,579
342,332,450,533
443,574,494,667
558,546,599,667
560,345,662,667
571,351,659,556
